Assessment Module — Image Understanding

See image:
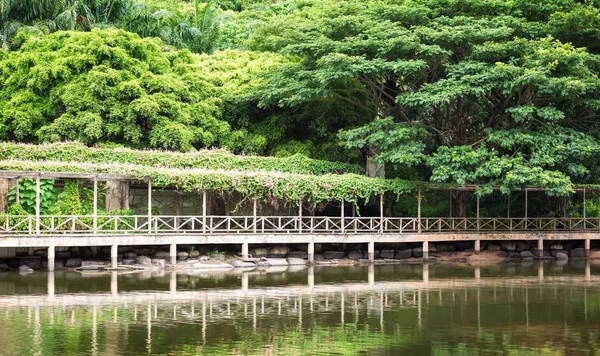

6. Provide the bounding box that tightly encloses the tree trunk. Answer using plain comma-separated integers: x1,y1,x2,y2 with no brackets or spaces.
451,191,468,217
105,181,130,212
366,155,385,178
0,178,12,213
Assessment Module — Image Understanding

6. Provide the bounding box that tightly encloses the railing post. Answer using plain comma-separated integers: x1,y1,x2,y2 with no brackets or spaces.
35,176,40,234
379,194,384,234
476,194,480,232
253,197,257,233
417,186,422,234
147,178,152,234
298,198,303,234
93,176,98,234
202,191,207,233
341,198,345,234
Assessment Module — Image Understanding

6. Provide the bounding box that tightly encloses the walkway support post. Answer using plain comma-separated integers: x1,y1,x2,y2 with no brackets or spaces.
35,176,40,234
585,238,591,258
308,241,315,264
147,178,152,234
242,241,249,259
417,186,422,234
474,239,480,252
368,241,375,263
47,245,55,272
422,241,429,261
537,238,543,258
111,244,118,269
170,243,177,265
93,176,98,234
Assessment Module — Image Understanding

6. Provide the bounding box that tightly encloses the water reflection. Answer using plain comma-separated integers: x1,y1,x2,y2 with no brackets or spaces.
0,262,599,355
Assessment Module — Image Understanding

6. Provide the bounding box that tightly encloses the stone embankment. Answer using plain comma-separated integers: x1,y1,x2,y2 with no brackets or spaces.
2,241,599,273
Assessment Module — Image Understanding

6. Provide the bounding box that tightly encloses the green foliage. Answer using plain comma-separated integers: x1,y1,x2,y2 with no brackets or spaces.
0,29,235,151
7,179,57,214
55,179,82,215
0,159,418,205
0,142,360,175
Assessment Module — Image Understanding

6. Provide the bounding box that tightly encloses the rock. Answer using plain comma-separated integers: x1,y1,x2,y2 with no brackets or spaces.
555,252,569,261
20,258,40,270
380,250,395,259
33,249,47,257
363,250,381,259
189,250,200,258
210,254,226,261
500,242,516,252
288,251,308,259
570,248,587,258
411,247,426,258
487,244,500,252
323,251,346,259
434,244,455,252
249,248,268,258
183,262,233,270
394,250,412,260
268,246,289,258
231,260,256,268
198,255,210,262
508,252,521,259
65,258,82,268
177,251,189,260
81,261,108,267
151,259,166,269
0,263,8,271
56,252,71,259
123,252,137,259
257,259,289,267
589,250,600,259
347,251,363,260
118,246,134,253
56,246,69,252
18,265,33,273
133,248,155,256
154,251,171,259
135,256,152,265
551,250,569,257
520,251,535,258
287,258,309,266
69,247,80,256
550,244,563,250
122,259,136,265
314,254,325,261
531,248,551,257
53,260,65,271
496,251,508,258
522,257,534,262
516,242,530,252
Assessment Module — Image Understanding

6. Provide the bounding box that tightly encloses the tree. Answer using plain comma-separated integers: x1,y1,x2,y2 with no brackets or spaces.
247,0,600,207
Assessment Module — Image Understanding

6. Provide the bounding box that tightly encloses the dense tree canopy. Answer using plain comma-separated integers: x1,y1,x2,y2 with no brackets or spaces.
2,0,600,199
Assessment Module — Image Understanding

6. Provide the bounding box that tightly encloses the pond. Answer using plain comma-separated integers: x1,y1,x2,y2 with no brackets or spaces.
0,262,599,355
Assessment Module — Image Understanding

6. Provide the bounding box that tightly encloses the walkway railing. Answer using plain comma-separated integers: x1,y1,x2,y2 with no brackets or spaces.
0,215,598,235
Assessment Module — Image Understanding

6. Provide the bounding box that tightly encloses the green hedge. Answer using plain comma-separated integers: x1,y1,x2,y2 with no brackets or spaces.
0,142,360,175
0,159,419,203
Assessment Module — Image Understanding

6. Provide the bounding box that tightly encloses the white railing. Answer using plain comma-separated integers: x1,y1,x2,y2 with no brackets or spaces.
0,215,597,235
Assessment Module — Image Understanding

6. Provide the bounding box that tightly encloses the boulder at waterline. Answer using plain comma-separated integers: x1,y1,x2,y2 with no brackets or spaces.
257,259,289,267
323,251,346,259
189,250,200,258
19,265,33,273
268,246,289,258
380,250,395,259
65,258,83,268
152,259,166,269
394,250,412,260
363,250,381,259
550,244,563,250
551,250,569,257
287,258,309,265
434,244,455,252
314,254,325,261
135,256,152,265
570,248,587,258
177,251,189,260
122,259,136,265
555,252,569,261
288,251,308,259
0,263,8,271
249,248,268,258
154,251,170,259
231,260,256,268
520,251,535,258
530,248,551,257
496,251,508,258
347,251,363,260
487,244,500,252
516,242,530,252
124,252,137,259
501,242,516,252
133,248,155,256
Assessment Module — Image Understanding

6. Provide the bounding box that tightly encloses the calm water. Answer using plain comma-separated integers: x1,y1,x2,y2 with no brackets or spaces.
0,262,599,355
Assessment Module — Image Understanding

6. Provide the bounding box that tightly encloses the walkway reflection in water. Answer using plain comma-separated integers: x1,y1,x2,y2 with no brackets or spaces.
0,262,599,355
